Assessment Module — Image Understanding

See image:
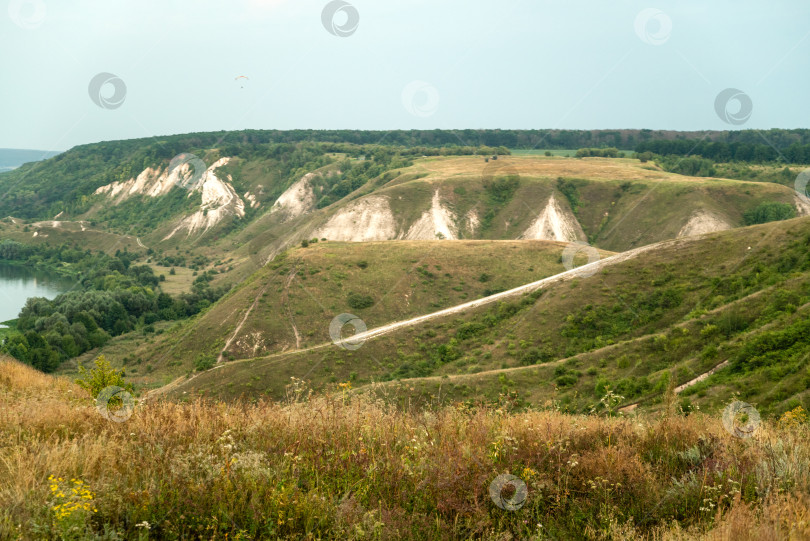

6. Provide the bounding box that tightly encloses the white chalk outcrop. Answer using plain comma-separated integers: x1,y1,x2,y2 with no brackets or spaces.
164,158,245,239
314,195,397,242
404,190,458,240
270,173,316,221
677,210,731,238
94,164,191,202
520,195,584,242
94,157,245,239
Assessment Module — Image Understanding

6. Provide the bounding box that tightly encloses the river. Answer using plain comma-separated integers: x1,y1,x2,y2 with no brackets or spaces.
0,262,74,325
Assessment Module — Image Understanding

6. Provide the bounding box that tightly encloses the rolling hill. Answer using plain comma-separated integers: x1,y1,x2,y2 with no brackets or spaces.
159,215,810,420
2,129,808,421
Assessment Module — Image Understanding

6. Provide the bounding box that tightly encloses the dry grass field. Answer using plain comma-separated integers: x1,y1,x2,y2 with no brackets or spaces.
2,357,810,540
407,155,786,186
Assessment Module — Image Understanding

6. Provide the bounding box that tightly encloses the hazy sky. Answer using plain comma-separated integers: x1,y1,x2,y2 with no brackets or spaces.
2,0,808,150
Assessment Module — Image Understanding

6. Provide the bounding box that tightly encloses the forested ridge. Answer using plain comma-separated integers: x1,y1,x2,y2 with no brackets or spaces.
3,128,809,220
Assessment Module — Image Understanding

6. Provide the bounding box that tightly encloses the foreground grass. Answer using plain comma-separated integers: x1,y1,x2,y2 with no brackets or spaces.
2,358,809,540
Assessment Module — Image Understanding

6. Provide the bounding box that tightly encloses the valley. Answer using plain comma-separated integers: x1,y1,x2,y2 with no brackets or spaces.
2,129,810,540
0,131,805,417
5,0,810,536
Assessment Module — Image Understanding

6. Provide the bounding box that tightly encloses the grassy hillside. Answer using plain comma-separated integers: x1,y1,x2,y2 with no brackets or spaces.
63,240,610,388
209,154,805,287
0,217,143,255
2,135,805,292
5,133,810,413
372,156,802,250
2,357,809,540
171,217,810,419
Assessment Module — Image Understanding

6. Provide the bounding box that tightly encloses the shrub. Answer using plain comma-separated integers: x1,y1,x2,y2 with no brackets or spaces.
717,310,747,337
519,347,553,366
556,177,582,211
194,354,216,372
555,374,578,387
744,201,796,226
483,176,519,204
347,292,374,310
75,355,133,399
456,322,487,340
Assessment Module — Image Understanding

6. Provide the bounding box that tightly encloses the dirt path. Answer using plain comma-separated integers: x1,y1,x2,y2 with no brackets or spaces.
144,238,684,400
619,360,731,413
342,239,670,345
136,237,146,249
144,342,330,401
281,265,302,349
217,281,271,364
674,360,730,393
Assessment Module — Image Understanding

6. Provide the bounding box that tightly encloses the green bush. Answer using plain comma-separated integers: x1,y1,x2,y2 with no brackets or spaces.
519,346,553,366
555,374,578,387
194,354,216,372
347,292,374,310
456,322,487,340
75,355,133,399
556,177,581,211
743,201,796,226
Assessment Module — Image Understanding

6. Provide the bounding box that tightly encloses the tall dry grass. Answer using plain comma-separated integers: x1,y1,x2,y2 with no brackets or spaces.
1,358,809,540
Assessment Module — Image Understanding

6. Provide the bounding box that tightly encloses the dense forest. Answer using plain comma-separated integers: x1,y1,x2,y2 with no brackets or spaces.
0,241,228,372
635,138,810,164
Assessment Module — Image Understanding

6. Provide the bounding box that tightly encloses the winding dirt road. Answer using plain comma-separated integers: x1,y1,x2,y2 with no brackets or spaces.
146,238,682,400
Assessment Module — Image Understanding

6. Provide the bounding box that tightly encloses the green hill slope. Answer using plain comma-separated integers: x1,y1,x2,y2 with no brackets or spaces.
64,239,610,388
168,216,810,418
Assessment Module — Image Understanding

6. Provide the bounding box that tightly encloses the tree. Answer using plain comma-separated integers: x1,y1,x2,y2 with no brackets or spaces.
743,202,796,226
75,355,133,399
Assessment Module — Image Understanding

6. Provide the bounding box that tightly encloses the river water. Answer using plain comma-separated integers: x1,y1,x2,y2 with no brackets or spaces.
0,262,74,325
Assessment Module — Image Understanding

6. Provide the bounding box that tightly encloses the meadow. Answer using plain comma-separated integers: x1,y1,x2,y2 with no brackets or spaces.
2,357,809,540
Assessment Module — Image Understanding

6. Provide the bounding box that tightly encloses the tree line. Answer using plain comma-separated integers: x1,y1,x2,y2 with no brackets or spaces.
635,139,810,164
0,241,228,372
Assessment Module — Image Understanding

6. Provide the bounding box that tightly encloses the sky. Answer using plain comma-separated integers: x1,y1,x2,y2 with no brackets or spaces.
2,0,809,151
